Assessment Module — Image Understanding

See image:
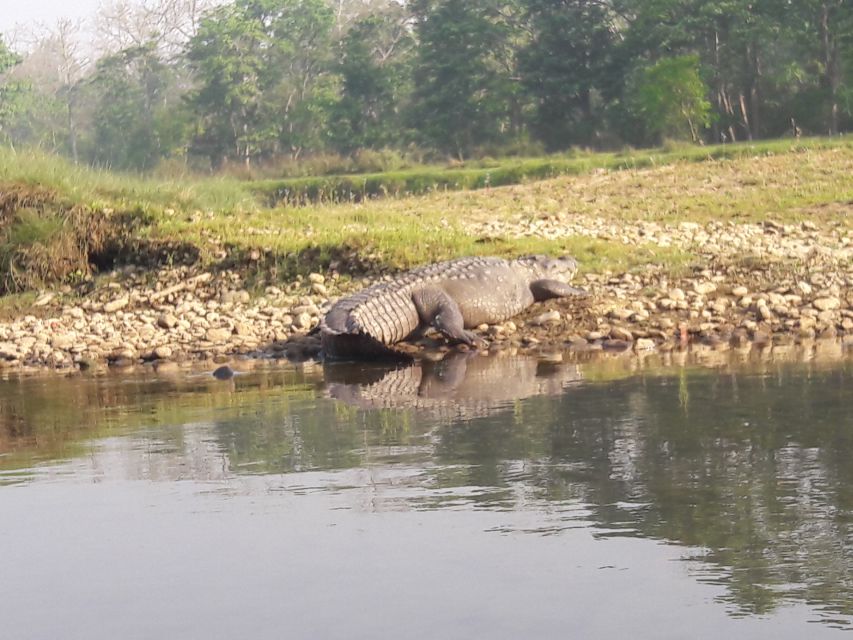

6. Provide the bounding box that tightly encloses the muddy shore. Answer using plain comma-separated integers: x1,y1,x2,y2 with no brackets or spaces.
0,214,850,371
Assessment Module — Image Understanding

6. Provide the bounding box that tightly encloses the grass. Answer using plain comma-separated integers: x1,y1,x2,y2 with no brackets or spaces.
0,148,258,215
0,136,851,294
249,136,853,205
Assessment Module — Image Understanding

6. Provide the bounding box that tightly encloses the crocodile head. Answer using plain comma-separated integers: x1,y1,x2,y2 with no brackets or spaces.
515,254,578,282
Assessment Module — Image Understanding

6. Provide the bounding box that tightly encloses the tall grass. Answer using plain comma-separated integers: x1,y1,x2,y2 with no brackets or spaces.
0,148,258,214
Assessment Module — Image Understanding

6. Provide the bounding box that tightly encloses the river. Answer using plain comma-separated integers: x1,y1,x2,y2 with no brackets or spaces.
1,342,851,639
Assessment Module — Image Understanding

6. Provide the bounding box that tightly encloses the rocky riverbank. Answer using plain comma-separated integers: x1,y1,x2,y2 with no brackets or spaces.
0,212,850,371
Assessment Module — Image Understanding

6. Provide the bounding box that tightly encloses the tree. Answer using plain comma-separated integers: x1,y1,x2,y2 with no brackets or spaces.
519,0,617,149
95,0,224,56
47,20,91,162
0,36,26,140
631,54,712,143
790,0,852,135
409,0,517,158
88,43,181,170
185,0,336,167
332,3,414,152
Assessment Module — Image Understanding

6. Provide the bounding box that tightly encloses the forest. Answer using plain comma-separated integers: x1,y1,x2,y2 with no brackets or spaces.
0,0,850,173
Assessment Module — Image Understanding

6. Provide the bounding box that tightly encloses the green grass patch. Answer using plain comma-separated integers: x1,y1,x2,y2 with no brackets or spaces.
251,136,853,205
0,137,850,296
0,148,258,215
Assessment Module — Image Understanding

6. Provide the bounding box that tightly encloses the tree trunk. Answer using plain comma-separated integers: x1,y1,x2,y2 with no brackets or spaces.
710,29,723,142
747,41,761,139
738,93,751,141
66,91,79,164
820,2,840,135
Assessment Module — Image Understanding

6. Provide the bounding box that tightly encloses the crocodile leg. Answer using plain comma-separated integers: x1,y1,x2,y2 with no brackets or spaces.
530,279,588,302
412,286,483,347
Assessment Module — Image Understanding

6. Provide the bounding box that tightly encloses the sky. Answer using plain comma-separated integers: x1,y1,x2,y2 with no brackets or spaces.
0,0,102,38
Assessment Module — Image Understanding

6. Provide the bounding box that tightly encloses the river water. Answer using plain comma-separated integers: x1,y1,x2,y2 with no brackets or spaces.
1,343,851,639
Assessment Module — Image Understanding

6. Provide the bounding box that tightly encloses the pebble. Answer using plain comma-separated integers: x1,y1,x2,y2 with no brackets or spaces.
529,310,561,326
206,327,233,343
813,297,840,311
693,282,717,296
104,296,129,313
609,326,634,341
158,313,178,329
212,365,235,380
1,207,852,370
153,345,173,360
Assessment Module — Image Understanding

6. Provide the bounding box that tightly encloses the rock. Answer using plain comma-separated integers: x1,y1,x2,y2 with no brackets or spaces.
693,281,717,296
206,327,232,343
668,288,686,301
731,286,749,297
797,281,813,295
657,298,677,310
813,297,840,311
530,310,561,326
153,346,173,360
608,307,633,320
221,290,251,304
295,312,313,330
104,296,129,313
213,365,235,380
292,304,319,316
757,304,774,321
609,326,634,341
75,356,98,371
308,273,325,284
50,334,75,351
34,293,55,307
157,313,178,329
233,322,254,336
0,342,19,360
110,347,137,360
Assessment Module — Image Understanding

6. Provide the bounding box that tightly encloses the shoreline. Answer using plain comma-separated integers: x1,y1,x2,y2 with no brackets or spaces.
0,215,850,372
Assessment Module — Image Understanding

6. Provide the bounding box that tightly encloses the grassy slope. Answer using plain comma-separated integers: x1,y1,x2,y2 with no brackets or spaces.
1,137,851,291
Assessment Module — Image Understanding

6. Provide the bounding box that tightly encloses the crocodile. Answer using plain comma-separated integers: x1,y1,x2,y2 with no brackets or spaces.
320,255,585,360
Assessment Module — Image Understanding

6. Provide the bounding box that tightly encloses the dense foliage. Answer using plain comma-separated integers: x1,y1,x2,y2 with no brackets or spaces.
1,0,851,171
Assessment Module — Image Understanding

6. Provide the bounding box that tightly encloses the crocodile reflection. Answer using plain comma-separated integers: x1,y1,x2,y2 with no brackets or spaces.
322,352,583,420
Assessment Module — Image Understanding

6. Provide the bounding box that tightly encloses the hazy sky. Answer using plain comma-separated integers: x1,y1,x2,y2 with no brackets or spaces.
0,0,102,37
